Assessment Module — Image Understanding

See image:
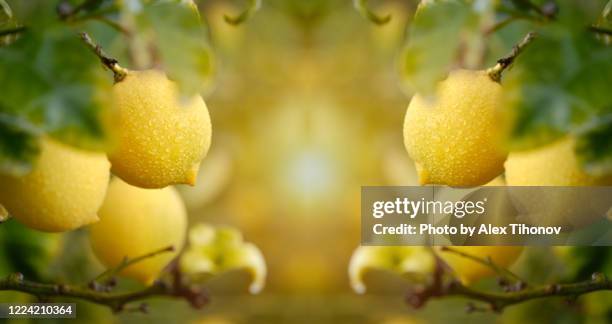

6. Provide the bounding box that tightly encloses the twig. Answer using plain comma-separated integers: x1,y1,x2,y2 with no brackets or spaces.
0,26,26,37
0,250,209,312
0,273,206,312
79,31,128,82
405,252,612,312
224,0,261,25
486,31,537,82
353,0,391,25
93,246,175,283
443,273,612,312
440,247,526,285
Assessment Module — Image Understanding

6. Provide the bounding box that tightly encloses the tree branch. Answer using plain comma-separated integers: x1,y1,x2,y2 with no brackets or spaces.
486,31,537,82
405,251,612,312
444,273,612,312
0,256,209,313
79,31,128,82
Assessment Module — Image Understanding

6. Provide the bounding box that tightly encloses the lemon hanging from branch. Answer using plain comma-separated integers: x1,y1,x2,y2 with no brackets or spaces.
403,33,536,187
80,32,212,189
89,178,187,284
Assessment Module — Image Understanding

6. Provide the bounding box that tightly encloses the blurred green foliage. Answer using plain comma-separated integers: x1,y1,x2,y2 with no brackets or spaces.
0,219,62,281
399,0,482,95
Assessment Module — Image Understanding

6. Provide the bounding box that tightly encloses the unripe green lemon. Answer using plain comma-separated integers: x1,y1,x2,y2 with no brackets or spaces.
0,138,110,232
109,70,212,189
403,69,507,186
90,178,187,284
436,246,523,284
505,137,612,186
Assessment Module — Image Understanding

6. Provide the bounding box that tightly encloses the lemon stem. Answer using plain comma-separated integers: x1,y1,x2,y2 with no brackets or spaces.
79,31,128,82
486,31,537,83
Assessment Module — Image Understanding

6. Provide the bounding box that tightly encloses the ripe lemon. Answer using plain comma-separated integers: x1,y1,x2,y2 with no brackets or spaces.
109,69,212,189
0,138,110,232
436,246,523,284
89,178,187,284
403,69,507,186
505,137,612,186
505,137,611,227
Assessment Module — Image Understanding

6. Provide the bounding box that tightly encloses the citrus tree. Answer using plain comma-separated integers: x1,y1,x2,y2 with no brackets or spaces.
351,0,612,315
0,0,265,313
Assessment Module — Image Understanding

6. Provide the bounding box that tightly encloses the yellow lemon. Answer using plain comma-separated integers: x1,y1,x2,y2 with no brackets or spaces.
0,138,109,232
90,178,187,283
403,69,507,186
505,137,611,227
109,70,212,189
436,246,523,284
505,137,612,186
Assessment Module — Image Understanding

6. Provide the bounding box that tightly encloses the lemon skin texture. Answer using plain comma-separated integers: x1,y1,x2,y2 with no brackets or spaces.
505,137,612,186
109,70,212,189
403,69,507,187
0,138,110,232
436,246,523,285
89,178,187,284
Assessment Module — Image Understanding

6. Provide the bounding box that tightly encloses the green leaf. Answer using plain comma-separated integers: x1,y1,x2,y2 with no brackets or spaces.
125,1,215,95
398,0,480,95
0,219,63,281
0,113,40,176
0,24,112,153
575,115,612,176
503,23,612,163
0,0,12,24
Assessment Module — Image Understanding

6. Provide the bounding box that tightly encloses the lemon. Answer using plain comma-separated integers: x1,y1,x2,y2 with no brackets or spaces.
0,138,110,232
505,137,612,186
436,246,523,284
403,69,507,186
109,69,212,189
505,137,611,227
90,178,187,284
